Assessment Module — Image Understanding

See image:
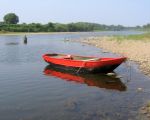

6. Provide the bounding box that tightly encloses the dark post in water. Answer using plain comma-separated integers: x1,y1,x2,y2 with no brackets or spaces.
23,35,27,44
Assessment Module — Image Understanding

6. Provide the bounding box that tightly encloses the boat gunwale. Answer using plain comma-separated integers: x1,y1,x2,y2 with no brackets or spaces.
43,54,126,63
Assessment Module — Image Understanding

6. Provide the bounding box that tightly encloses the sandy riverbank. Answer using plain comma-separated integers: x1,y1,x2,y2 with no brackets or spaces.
80,36,150,76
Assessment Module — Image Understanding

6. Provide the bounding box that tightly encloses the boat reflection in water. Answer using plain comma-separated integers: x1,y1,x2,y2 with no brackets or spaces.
43,65,127,91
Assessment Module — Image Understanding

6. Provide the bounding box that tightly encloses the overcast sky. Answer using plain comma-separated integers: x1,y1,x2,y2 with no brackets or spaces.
0,0,150,26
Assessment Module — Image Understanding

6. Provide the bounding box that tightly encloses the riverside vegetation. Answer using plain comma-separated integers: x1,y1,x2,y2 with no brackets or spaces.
0,22,129,33
1,13,150,33
0,13,127,33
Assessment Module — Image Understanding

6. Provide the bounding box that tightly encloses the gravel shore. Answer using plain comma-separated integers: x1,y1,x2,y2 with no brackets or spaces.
81,36,150,76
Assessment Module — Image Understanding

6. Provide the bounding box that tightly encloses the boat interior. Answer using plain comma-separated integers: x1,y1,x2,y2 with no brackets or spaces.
46,53,100,61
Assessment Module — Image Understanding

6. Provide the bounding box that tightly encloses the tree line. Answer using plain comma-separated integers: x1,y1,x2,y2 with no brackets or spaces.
0,13,127,32
0,22,128,32
143,24,150,30
0,13,149,32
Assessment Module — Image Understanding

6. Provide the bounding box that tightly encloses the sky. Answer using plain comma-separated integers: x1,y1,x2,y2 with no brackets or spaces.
0,0,150,26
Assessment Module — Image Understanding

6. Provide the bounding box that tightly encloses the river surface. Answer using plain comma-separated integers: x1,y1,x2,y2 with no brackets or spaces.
0,31,150,120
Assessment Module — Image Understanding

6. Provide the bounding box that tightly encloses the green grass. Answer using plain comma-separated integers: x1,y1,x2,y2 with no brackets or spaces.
113,32,150,41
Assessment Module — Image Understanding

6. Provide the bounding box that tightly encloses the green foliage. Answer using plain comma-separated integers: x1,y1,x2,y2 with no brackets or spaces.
0,13,128,32
3,13,19,24
0,22,127,32
1,12,150,33
45,22,55,32
54,23,68,32
0,13,127,32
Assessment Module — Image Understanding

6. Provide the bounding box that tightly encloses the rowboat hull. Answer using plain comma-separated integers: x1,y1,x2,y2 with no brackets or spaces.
43,53,126,73
45,62,121,73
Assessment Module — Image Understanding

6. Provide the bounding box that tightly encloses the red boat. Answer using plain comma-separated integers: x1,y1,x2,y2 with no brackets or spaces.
42,53,126,73
44,65,126,91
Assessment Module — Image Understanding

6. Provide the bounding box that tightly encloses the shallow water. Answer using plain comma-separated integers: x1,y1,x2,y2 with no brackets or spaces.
0,31,150,120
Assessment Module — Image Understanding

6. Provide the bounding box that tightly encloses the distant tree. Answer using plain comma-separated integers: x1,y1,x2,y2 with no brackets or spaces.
143,24,150,29
54,23,68,32
0,21,5,26
45,22,55,32
135,25,141,30
3,13,19,24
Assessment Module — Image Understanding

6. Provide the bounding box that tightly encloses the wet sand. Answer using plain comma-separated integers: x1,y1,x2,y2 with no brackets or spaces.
81,36,150,76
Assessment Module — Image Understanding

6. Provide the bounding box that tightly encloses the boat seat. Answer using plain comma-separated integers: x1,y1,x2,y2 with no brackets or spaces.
82,58,100,61
63,55,73,60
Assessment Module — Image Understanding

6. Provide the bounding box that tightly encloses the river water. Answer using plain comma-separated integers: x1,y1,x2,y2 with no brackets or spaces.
0,31,150,120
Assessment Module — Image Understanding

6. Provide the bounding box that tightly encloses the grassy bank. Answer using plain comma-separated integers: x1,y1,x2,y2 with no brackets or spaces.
114,32,150,41
81,33,150,75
